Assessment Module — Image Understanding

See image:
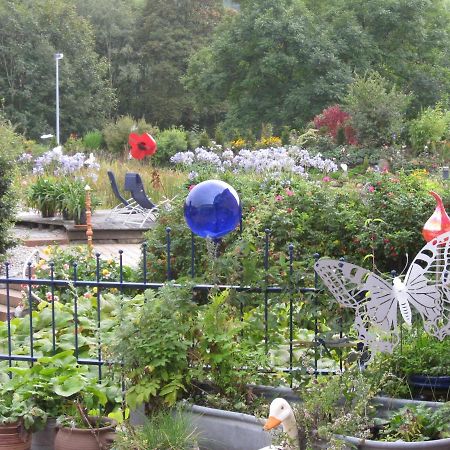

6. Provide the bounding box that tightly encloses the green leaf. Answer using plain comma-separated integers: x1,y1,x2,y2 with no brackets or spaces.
53,375,85,397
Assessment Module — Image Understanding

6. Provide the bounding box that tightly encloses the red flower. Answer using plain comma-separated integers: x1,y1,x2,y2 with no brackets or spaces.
188,184,196,191
128,133,157,160
285,188,294,196
275,195,283,202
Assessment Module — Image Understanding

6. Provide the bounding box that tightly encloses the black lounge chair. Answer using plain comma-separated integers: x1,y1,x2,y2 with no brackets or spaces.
123,172,162,227
106,171,143,219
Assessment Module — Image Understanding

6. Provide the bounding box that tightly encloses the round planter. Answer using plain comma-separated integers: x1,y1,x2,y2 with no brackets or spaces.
340,435,450,449
74,209,87,226
41,208,56,218
337,397,450,449
0,421,31,450
54,417,116,450
187,404,271,450
62,209,74,221
31,418,57,450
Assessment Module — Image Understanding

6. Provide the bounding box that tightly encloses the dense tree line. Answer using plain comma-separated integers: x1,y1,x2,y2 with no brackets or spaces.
185,0,450,132
0,0,448,140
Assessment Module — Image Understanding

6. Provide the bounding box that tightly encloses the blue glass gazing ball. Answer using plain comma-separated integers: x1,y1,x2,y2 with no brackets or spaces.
184,180,241,239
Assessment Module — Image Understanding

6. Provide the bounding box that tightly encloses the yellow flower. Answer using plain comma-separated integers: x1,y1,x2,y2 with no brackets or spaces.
231,138,246,150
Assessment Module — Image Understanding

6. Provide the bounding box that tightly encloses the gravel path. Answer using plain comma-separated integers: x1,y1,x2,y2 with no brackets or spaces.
1,228,142,280
0,245,40,278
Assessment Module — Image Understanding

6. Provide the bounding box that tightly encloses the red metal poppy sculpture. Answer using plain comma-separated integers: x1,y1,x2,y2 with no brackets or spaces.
128,133,157,160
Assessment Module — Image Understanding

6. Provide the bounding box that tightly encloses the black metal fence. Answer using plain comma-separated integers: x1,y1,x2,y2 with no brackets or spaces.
0,228,353,385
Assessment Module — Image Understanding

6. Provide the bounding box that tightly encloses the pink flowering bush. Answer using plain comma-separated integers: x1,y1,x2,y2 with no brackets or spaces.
144,170,449,281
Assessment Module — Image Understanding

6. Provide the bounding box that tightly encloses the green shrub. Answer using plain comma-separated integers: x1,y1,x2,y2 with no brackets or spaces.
82,130,104,150
0,154,15,253
343,72,410,146
214,127,225,147
409,104,450,153
103,116,159,157
0,115,27,159
198,130,211,148
280,126,291,146
62,135,85,154
308,144,384,168
153,127,188,166
0,118,21,254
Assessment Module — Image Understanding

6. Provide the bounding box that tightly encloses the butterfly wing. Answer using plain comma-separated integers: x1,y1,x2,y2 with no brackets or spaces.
364,273,399,332
315,259,399,352
404,231,450,339
314,259,371,309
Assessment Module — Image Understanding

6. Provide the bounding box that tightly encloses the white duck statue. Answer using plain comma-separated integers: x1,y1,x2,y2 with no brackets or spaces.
261,398,300,450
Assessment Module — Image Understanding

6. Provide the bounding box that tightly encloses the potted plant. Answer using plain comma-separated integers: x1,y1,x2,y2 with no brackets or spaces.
60,179,88,225
27,177,59,218
54,406,116,450
367,328,450,402
0,380,47,450
7,350,117,450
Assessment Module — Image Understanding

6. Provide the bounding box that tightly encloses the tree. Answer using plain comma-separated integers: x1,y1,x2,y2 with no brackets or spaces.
129,0,224,128
186,0,450,134
306,0,450,115
184,0,353,133
342,72,411,146
73,0,143,117
0,0,116,140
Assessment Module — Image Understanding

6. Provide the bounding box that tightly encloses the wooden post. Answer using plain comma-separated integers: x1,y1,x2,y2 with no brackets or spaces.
85,185,93,256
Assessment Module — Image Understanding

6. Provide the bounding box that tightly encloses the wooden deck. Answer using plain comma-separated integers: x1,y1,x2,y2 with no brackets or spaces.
12,209,154,270
16,209,154,244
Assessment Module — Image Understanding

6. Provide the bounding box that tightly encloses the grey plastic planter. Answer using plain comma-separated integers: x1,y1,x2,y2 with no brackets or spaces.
340,435,450,449
132,393,449,450
188,405,271,450
184,384,299,450
337,396,450,449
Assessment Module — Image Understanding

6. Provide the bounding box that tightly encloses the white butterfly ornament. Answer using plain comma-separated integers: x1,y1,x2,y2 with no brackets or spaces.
314,231,450,353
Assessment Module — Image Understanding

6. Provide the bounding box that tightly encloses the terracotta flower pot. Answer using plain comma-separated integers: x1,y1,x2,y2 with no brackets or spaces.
54,417,116,450
0,421,31,450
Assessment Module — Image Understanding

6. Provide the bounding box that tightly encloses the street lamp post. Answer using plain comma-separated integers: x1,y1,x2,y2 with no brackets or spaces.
54,53,63,146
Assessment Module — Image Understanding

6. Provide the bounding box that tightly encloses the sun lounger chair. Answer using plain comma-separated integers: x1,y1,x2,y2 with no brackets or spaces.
123,172,161,227
106,171,143,220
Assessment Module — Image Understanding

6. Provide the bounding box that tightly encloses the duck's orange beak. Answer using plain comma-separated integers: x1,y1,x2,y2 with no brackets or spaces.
263,416,282,430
